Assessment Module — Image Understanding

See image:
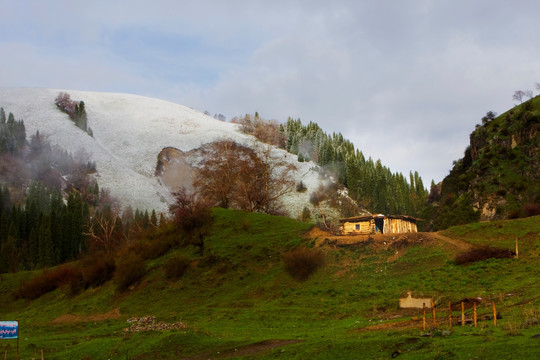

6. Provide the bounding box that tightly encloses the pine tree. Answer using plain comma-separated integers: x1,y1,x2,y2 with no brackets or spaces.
37,215,54,268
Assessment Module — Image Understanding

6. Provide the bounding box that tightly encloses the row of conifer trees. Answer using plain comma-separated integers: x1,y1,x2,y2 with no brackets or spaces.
280,117,428,216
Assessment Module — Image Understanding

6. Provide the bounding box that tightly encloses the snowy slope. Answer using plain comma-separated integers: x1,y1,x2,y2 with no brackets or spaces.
0,88,326,217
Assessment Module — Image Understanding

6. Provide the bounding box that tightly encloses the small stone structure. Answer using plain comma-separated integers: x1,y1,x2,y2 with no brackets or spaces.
399,291,432,309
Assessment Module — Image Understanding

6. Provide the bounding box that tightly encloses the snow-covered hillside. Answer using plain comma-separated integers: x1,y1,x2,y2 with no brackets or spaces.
0,88,326,217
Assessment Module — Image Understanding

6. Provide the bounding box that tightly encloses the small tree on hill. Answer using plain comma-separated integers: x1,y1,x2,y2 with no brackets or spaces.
169,188,213,255
512,90,525,104
481,111,497,126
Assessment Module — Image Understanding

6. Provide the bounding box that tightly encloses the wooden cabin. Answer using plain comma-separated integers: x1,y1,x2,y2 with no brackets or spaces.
339,214,420,235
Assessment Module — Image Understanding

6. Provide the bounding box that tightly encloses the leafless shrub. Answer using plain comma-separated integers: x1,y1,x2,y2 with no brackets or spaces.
194,141,295,214
283,247,325,281
81,254,115,288
163,255,190,280
523,203,540,217
114,254,146,292
455,246,514,265
14,263,81,299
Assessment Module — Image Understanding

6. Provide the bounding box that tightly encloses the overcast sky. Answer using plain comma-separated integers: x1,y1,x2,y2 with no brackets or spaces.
1,0,540,184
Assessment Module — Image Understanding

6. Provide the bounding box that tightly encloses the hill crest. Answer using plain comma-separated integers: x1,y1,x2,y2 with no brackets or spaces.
0,88,328,217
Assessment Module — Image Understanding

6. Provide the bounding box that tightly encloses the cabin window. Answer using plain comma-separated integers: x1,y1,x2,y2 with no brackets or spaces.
355,224,360,230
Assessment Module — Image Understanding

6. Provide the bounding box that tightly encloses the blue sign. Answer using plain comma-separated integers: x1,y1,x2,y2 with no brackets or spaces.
0,321,18,339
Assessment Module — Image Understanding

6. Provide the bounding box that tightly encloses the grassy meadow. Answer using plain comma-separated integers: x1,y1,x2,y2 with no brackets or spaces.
0,210,539,359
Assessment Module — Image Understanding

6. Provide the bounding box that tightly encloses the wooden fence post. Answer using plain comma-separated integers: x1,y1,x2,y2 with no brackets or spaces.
473,302,477,327
431,300,437,328
492,302,497,327
448,301,453,331
515,237,519,259
461,301,465,326
422,302,426,331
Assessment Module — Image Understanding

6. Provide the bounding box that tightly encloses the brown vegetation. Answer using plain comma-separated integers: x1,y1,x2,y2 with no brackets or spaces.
194,140,296,215
113,254,146,292
170,189,213,255
163,255,190,280
232,113,286,148
282,247,325,281
84,206,124,253
80,254,116,288
14,263,81,299
454,246,515,265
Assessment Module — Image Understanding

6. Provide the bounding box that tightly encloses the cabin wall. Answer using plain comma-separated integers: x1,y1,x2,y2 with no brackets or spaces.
342,220,374,235
383,218,418,234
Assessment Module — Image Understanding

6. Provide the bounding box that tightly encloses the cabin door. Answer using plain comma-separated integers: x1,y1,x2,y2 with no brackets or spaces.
374,217,384,234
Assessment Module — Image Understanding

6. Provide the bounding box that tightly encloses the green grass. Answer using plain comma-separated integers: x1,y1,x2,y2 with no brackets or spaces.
1,210,539,359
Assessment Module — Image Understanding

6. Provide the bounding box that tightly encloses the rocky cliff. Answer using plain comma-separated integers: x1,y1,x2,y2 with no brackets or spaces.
426,96,540,229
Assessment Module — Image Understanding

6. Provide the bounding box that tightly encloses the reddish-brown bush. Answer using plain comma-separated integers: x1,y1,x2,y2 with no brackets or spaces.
163,255,190,280
523,203,540,217
283,247,325,281
14,263,81,299
123,239,173,261
170,189,213,254
114,255,146,292
455,246,515,265
81,255,115,288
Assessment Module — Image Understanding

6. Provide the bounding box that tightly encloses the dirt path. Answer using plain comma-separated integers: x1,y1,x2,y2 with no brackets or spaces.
432,233,473,251
179,339,302,360
355,318,422,332
51,308,122,324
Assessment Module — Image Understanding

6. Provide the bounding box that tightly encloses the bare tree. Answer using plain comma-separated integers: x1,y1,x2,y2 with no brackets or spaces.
309,185,330,230
536,82,540,92
512,90,525,103
84,208,123,253
246,143,297,214
194,141,259,208
169,188,212,254
194,141,296,215
525,90,534,99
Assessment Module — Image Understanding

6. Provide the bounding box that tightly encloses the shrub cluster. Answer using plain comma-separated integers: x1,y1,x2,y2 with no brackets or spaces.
283,247,325,281
163,255,190,280
14,263,80,299
81,255,116,288
114,255,146,292
455,246,515,265
523,203,540,217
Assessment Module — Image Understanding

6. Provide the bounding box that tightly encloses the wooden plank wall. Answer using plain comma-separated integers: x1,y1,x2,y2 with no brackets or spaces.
342,219,374,235
383,218,418,234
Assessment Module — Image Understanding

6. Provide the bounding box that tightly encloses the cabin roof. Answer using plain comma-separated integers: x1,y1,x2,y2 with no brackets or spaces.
339,214,422,223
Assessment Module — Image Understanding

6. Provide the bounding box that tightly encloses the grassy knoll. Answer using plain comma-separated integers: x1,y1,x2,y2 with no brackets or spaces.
0,210,539,359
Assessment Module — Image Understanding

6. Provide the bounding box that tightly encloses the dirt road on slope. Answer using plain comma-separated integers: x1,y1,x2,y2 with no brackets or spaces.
179,339,303,360
432,233,473,251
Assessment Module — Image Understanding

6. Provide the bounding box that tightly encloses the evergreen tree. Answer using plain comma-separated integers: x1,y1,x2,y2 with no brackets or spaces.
37,215,54,268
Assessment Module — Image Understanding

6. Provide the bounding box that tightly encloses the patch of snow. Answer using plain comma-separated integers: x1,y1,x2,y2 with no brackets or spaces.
0,88,330,218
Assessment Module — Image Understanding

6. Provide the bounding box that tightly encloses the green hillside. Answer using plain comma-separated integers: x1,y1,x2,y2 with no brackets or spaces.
0,210,539,359
426,96,540,230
